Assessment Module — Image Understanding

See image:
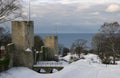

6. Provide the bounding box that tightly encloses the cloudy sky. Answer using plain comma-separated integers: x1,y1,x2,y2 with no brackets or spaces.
22,0,120,33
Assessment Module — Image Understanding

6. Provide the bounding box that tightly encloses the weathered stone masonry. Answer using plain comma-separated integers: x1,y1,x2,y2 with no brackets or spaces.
11,21,34,68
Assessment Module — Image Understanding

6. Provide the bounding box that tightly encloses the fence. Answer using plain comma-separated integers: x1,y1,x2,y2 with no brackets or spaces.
33,61,63,67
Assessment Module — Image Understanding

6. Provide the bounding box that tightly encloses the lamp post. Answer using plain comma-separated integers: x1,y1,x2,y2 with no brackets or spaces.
55,23,59,60
28,0,31,21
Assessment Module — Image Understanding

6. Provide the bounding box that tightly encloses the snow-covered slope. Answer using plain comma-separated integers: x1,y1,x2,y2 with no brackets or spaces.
83,54,101,64
63,53,79,62
62,53,73,62
0,67,53,78
1,54,120,78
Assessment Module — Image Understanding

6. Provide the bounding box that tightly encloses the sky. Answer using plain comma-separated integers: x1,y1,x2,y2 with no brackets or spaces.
21,0,120,33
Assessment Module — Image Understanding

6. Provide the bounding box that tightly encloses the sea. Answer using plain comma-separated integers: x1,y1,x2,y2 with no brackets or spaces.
36,33,96,49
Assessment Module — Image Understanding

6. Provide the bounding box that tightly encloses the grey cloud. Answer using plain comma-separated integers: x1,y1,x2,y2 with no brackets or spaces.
22,1,120,33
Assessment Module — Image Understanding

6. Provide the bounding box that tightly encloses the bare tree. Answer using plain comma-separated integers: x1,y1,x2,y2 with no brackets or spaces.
0,0,22,23
34,35,44,51
71,39,87,58
99,22,120,34
0,0,22,46
0,27,5,38
0,27,11,46
99,22,120,64
58,44,70,56
92,33,110,63
92,33,105,55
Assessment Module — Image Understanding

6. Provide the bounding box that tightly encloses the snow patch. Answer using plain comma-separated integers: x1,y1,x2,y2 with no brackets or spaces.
40,69,46,73
25,48,32,52
52,69,58,73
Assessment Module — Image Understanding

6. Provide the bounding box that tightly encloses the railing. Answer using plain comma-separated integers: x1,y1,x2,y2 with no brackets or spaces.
33,61,63,67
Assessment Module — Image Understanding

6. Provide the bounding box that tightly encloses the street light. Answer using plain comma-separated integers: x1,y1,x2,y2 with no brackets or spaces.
28,0,31,21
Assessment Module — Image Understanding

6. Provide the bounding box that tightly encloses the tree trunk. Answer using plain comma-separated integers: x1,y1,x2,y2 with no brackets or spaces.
111,44,116,64
113,54,116,64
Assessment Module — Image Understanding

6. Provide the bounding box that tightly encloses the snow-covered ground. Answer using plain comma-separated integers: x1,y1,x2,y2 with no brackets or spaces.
1,54,120,78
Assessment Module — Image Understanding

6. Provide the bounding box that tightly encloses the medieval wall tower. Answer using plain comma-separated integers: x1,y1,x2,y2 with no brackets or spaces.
44,36,58,56
12,21,34,68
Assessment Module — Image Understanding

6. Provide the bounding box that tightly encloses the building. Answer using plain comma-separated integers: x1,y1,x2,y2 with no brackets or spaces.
11,21,34,68
44,36,58,56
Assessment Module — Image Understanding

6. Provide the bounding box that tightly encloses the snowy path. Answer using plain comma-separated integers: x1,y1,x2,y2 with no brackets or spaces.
51,59,120,78
97,66,120,78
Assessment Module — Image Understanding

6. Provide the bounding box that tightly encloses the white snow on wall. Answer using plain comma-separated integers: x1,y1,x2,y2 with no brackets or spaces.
25,48,32,52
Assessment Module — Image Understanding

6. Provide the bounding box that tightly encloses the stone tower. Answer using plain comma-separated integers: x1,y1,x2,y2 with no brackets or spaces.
12,21,34,68
44,36,58,56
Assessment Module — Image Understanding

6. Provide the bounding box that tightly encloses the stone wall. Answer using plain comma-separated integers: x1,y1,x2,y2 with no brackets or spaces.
11,21,34,68
7,43,14,68
44,36,58,56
